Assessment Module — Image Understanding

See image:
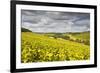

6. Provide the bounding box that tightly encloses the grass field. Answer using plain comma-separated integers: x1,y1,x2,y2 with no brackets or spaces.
21,32,90,63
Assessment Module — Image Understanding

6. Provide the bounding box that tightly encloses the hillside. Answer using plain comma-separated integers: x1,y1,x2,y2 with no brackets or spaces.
37,32,90,45
21,28,32,32
21,32,90,63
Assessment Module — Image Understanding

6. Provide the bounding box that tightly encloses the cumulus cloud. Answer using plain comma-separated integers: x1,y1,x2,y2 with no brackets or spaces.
21,10,90,33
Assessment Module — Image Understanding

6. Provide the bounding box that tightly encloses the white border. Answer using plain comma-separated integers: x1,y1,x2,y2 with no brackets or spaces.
16,4,94,69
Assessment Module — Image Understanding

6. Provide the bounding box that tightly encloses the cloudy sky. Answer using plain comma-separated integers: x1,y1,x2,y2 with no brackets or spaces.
21,10,90,33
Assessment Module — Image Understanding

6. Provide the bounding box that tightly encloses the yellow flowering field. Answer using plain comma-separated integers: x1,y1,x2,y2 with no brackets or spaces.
21,32,90,63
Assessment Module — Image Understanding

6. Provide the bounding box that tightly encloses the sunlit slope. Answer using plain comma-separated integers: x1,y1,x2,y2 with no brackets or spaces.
69,32,90,40
21,32,90,63
61,32,90,45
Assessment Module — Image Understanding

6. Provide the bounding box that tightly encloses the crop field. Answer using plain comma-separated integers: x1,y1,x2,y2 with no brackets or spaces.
21,32,90,63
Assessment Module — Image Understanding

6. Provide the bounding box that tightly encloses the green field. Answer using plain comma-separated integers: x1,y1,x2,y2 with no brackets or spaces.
21,31,90,63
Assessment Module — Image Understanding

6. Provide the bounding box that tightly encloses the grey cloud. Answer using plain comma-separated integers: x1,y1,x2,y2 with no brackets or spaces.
21,10,90,33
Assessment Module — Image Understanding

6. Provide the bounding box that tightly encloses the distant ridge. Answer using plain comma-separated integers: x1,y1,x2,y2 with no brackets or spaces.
32,31,90,34
21,28,32,32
